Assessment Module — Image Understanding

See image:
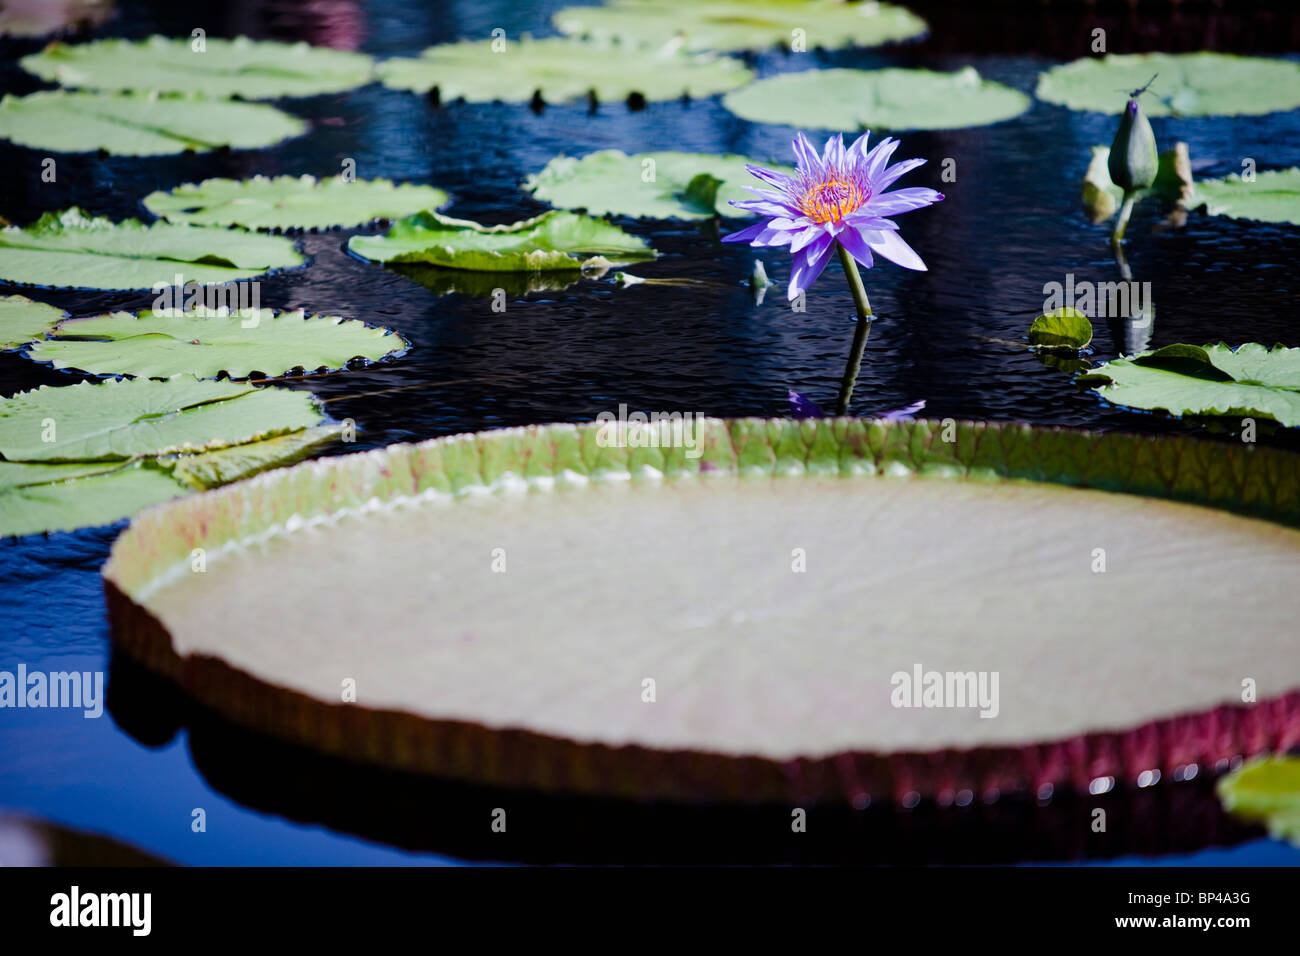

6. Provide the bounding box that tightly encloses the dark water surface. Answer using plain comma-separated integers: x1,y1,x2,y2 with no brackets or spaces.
1,0,1298,864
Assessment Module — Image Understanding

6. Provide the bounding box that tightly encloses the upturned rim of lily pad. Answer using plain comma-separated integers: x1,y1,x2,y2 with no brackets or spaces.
104,417,1300,805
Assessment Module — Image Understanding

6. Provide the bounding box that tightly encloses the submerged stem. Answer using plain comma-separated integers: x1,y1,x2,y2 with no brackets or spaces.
1112,190,1138,247
835,242,874,415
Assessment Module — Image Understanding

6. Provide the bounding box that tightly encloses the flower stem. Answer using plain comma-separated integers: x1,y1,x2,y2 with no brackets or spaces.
1112,190,1138,247
835,242,873,415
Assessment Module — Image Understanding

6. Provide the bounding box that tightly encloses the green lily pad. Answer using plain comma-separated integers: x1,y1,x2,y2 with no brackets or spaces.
553,0,927,53
0,377,323,462
20,35,375,99
102,418,1300,805
1081,142,1193,223
0,208,303,290
0,90,305,156
1037,52,1300,117
1193,168,1300,226
0,294,65,349
1078,343,1300,428
1217,755,1300,846
0,425,340,537
142,175,450,231
349,210,655,272
523,150,798,220
376,36,753,104
0,0,113,39
1028,308,1093,351
29,307,407,380
722,66,1030,130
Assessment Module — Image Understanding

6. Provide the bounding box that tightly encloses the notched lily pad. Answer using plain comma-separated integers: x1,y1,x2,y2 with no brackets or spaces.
1217,755,1300,847
553,0,927,53
21,34,375,99
0,208,304,289
1078,342,1300,428
142,175,451,231
0,294,65,349
348,209,655,272
377,35,753,104
1037,52,1300,117
1027,308,1092,351
722,66,1030,131
0,376,338,536
0,376,324,462
523,150,798,220
0,90,305,156
29,306,408,380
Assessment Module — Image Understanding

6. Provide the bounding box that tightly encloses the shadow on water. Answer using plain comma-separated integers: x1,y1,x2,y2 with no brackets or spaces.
107,654,1265,865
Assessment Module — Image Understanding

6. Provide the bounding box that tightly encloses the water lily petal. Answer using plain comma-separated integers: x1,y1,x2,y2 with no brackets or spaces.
787,389,824,420
866,187,944,216
792,132,823,176
788,232,835,299
836,228,875,270
789,223,828,253
862,228,927,271
721,221,767,244
877,157,926,190
822,133,846,169
844,211,900,231
846,130,873,163
744,163,798,192
862,137,900,179
730,197,803,218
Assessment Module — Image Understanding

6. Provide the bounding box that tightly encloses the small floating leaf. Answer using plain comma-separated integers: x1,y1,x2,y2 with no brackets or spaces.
1193,168,1300,226
143,175,451,231
349,210,655,272
29,307,407,380
1037,52,1300,117
0,460,192,538
1217,755,1300,847
523,150,797,220
0,294,64,349
554,0,926,52
20,35,375,99
0,208,303,289
1078,343,1300,428
0,91,305,156
722,66,1030,131
377,36,753,104
0,377,323,462
1027,308,1093,351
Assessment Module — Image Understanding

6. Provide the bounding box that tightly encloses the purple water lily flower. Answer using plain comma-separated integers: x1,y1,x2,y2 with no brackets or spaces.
723,131,943,301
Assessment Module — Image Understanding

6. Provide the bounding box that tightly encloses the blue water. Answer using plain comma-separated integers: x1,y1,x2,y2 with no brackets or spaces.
1,0,1298,864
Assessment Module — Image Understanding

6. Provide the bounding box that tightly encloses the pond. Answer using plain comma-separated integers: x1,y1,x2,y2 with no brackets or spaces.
1,0,1298,865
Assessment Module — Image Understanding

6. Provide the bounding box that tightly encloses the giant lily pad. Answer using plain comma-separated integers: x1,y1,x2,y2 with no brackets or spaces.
348,210,655,272
0,295,64,349
1037,52,1300,117
0,91,305,156
1193,168,1300,226
1078,343,1300,428
0,377,322,462
0,208,303,289
142,175,450,231
722,66,1030,130
20,35,375,99
104,418,1300,805
553,0,927,53
1217,755,1300,846
29,307,408,380
376,36,753,104
523,150,798,220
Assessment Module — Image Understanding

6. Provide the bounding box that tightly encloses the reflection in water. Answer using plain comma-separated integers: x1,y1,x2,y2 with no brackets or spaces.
105,653,1265,865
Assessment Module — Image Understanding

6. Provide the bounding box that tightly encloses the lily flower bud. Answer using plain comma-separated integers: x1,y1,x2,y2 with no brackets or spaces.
1108,98,1159,194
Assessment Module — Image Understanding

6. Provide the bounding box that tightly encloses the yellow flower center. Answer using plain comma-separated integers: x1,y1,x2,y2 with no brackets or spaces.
799,177,865,224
